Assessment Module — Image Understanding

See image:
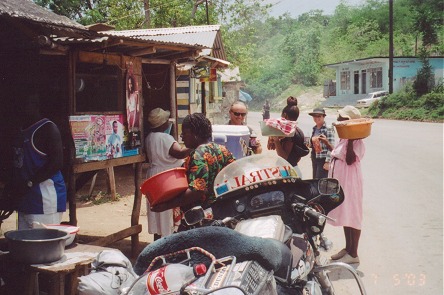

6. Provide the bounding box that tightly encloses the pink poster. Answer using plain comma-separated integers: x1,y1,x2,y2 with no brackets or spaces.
69,115,106,161
70,114,138,162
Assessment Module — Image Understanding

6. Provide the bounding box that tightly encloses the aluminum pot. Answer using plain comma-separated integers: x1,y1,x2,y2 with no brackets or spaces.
4,228,69,264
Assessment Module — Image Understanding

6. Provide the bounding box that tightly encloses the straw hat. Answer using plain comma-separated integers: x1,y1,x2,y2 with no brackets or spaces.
148,108,170,128
338,105,361,119
309,108,326,116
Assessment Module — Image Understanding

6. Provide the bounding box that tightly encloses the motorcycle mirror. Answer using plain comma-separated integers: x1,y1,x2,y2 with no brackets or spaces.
184,206,205,226
318,178,340,195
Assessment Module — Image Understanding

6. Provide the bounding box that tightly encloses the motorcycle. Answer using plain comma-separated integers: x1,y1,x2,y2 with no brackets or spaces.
127,155,367,295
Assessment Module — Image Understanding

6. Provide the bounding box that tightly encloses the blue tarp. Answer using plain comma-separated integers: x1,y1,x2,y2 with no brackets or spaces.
239,90,253,102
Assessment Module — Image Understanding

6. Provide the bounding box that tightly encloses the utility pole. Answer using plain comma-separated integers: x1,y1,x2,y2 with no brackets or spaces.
144,0,151,28
389,0,394,94
205,0,210,25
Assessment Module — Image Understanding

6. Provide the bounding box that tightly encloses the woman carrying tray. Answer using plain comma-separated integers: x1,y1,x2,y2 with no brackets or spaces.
328,105,366,264
268,96,308,178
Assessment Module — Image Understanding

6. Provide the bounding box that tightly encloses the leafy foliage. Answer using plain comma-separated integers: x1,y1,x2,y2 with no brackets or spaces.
413,49,435,96
34,0,443,120
368,82,444,121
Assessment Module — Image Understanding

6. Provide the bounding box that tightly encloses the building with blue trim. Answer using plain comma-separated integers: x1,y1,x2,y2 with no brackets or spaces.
323,56,444,106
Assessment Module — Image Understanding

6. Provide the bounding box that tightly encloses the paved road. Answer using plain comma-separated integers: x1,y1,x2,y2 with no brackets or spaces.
247,110,443,294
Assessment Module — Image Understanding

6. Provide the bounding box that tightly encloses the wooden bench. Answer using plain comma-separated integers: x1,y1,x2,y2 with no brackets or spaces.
0,243,113,295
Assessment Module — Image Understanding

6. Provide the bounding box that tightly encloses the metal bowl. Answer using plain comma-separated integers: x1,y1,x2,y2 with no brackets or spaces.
5,228,69,264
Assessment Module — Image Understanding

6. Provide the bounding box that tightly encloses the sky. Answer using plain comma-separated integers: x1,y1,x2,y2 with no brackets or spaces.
264,0,366,17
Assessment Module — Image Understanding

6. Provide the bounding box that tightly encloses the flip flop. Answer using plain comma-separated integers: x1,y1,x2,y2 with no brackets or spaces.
331,248,347,260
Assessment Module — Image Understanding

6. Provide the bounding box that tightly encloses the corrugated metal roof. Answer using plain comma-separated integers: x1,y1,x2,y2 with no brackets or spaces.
101,25,226,59
105,25,221,37
0,0,87,31
0,1,227,61
137,31,218,48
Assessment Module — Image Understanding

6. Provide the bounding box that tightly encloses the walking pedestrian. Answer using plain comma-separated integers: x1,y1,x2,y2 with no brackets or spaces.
328,105,365,264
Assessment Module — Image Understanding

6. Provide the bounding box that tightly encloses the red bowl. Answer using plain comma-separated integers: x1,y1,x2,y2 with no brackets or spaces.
140,167,188,206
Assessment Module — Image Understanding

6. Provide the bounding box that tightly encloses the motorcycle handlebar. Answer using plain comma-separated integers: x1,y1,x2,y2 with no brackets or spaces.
292,203,326,226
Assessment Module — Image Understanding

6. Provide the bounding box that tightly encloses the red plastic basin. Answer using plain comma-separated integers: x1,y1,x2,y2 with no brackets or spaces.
140,167,188,206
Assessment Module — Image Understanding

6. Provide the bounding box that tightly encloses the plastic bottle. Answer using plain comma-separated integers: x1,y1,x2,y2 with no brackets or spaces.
125,263,206,295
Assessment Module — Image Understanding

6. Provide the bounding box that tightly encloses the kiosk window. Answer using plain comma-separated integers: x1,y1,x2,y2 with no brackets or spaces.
75,63,122,113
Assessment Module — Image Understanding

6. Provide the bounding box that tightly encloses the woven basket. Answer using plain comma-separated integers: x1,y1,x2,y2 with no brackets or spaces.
333,118,373,139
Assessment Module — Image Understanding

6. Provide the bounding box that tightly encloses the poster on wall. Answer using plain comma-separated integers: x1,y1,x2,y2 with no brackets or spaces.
69,115,107,161
69,114,139,162
105,115,124,159
125,63,142,154
126,63,140,132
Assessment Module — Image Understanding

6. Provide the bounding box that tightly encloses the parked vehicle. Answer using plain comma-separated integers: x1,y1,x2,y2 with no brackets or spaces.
356,91,388,108
127,155,367,295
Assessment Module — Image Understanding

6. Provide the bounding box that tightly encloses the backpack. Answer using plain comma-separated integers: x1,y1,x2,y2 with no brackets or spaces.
288,127,310,166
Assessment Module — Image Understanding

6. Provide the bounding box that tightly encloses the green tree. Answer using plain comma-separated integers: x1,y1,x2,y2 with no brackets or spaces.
409,0,443,47
413,49,434,96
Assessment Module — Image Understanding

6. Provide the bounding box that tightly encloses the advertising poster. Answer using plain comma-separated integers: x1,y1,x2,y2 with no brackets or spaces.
69,115,107,161
126,64,140,132
105,115,124,159
69,114,139,162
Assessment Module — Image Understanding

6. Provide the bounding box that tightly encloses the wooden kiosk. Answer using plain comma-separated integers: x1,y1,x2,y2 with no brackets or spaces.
0,0,205,257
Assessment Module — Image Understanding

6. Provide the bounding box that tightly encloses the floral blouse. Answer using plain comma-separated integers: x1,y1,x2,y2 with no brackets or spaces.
184,142,235,208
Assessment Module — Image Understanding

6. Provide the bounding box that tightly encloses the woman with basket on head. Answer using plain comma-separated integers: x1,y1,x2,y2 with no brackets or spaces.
144,108,191,240
328,105,366,264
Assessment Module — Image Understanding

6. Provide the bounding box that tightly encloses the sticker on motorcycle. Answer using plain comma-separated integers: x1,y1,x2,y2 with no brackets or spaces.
214,165,297,197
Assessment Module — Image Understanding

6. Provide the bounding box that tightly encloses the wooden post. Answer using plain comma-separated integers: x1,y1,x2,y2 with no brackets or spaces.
68,170,77,226
131,162,143,257
106,167,117,201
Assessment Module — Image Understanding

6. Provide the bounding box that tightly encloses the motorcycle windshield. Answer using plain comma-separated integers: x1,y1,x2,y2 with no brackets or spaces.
214,154,300,198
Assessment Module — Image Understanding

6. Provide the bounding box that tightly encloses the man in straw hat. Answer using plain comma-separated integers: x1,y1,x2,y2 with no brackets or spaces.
308,107,336,250
144,108,190,240
308,107,335,179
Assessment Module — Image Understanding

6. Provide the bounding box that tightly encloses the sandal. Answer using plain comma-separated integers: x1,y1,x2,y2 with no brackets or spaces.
336,253,360,264
331,248,347,260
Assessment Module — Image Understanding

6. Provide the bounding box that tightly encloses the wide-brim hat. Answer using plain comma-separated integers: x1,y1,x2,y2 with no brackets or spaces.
338,105,361,119
309,108,326,116
148,108,170,128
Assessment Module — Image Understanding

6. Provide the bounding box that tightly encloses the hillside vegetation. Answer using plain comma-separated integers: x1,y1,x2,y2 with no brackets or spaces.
223,0,443,121
36,0,443,121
